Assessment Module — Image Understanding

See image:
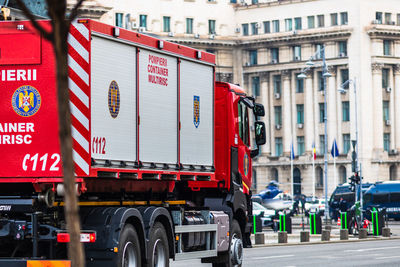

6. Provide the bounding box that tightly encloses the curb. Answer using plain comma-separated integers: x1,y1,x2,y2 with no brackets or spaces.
251,236,400,248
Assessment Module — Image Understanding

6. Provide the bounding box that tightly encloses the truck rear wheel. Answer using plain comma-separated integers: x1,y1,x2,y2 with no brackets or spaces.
117,224,142,267
146,222,169,267
212,219,243,267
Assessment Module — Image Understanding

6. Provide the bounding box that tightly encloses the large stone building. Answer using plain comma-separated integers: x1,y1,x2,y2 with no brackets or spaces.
4,0,400,196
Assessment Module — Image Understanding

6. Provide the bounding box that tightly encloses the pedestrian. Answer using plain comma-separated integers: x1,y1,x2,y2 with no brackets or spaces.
339,197,347,212
300,195,306,214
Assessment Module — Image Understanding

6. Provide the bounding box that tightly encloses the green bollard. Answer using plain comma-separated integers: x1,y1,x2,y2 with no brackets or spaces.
279,213,286,232
340,212,348,230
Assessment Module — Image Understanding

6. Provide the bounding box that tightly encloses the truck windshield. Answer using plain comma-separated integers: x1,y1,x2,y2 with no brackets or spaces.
238,102,249,146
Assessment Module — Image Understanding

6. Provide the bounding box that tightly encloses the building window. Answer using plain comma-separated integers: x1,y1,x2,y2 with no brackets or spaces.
384,133,391,152
294,17,302,30
163,16,171,32
339,166,347,184
272,168,279,182
208,20,216,34
376,12,383,24
383,40,392,56
115,13,123,27
341,69,349,89
319,135,325,154
319,103,325,123
230,0,237,3
139,14,147,29
317,15,325,27
397,14,400,25
315,43,323,59
293,45,301,61
252,76,260,97
385,12,392,24
252,0,258,4
249,50,258,65
271,48,279,63
318,71,324,91
275,137,283,156
383,101,390,121
316,167,323,188
186,18,193,34
339,41,347,56
274,106,282,126
263,21,270,33
273,75,281,94
296,76,304,93
242,24,249,36
272,20,280,32
382,68,390,88
125,14,131,29
340,12,348,25
308,16,315,29
285,18,293,31
297,104,304,124
297,136,305,155
331,13,338,26
342,101,350,121
343,134,351,154
251,22,258,35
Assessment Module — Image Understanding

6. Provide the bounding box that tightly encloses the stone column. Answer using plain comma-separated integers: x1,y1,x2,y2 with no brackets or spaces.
282,70,292,154
260,72,271,155
327,66,337,148
304,72,314,152
394,64,400,151
371,63,384,152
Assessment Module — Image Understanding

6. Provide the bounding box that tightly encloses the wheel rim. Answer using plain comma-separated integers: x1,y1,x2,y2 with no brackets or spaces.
122,241,138,267
152,239,167,267
230,233,243,266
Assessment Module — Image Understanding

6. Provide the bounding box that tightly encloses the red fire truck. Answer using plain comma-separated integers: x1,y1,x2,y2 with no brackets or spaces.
0,20,265,266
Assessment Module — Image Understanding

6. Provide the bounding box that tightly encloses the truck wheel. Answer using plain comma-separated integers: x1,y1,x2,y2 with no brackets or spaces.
212,219,243,267
147,222,169,267
117,224,141,267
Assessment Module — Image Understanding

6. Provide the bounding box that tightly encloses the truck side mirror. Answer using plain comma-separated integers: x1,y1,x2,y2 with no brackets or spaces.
253,103,265,117
255,121,266,145
240,97,254,109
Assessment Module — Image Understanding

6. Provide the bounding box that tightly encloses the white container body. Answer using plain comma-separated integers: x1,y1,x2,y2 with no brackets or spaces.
138,49,178,164
90,36,137,162
180,60,214,167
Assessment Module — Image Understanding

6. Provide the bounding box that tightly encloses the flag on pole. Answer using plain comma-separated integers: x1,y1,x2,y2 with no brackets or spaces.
312,141,316,160
331,139,339,158
290,142,295,160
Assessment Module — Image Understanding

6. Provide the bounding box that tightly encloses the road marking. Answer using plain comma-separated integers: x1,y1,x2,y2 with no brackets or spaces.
345,246,400,252
253,255,294,260
376,255,400,260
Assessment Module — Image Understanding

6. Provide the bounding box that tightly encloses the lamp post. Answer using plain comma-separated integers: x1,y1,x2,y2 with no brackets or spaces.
339,78,362,221
297,45,331,225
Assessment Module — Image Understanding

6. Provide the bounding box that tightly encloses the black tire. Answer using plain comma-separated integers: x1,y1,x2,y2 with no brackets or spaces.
146,222,169,267
117,224,142,267
212,219,243,267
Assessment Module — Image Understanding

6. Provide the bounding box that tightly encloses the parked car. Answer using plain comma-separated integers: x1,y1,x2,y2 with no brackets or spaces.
308,199,326,215
252,202,276,227
363,181,400,220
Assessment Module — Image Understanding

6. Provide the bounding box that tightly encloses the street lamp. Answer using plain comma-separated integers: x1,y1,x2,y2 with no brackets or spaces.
297,45,331,224
338,78,362,221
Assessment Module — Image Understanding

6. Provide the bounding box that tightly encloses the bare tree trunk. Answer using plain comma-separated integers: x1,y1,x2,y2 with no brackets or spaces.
14,1,86,266
49,9,85,267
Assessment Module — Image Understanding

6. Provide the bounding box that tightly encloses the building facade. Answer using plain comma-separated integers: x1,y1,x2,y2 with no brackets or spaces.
3,0,400,196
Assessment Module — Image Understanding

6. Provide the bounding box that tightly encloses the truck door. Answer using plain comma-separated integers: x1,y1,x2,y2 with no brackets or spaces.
237,101,251,193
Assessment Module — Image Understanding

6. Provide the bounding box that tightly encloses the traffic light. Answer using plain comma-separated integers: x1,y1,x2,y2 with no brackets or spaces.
349,175,356,192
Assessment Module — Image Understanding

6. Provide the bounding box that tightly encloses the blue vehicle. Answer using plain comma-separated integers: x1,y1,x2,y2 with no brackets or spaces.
363,181,400,220
329,183,373,220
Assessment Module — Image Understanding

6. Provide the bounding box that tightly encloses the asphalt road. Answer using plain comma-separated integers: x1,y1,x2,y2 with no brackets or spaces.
171,239,400,267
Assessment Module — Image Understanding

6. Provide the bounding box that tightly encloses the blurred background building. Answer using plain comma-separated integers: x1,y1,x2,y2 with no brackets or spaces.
2,0,400,196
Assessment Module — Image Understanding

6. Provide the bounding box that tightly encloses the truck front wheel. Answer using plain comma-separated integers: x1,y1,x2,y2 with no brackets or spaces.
117,224,142,267
146,222,169,267
212,219,243,267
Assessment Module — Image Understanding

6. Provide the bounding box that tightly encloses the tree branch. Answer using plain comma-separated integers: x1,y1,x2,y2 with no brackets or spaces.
66,0,85,29
14,0,53,41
